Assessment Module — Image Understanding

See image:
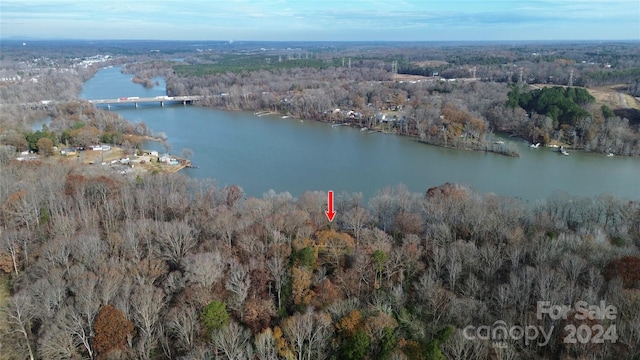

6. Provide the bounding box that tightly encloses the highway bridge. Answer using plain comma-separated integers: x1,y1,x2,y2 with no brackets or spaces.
88,95,203,107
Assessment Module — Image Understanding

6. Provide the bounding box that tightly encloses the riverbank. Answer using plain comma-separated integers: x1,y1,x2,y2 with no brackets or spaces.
416,137,520,157
247,109,523,157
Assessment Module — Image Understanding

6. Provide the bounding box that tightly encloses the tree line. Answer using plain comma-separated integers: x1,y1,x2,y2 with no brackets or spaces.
2,102,151,156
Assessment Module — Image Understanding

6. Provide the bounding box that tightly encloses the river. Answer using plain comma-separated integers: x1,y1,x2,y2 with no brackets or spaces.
80,66,640,202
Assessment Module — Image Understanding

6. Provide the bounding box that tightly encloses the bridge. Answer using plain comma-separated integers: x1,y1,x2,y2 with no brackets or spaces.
88,95,203,108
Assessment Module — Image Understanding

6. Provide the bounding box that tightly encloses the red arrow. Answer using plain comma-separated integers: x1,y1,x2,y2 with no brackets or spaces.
325,190,336,222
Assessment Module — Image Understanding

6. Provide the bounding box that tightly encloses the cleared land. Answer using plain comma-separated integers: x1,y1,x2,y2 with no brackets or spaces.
411,60,449,67
392,73,436,82
589,85,640,110
65,147,188,174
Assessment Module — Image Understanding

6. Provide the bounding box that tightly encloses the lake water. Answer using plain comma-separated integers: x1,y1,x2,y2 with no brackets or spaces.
80,66,639,202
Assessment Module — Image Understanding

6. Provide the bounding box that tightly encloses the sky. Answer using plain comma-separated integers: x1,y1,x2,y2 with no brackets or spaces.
1,0,639,41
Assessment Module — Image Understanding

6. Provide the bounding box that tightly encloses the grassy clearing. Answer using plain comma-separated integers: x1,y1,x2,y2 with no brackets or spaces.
622,93,640,110
588,85,640,110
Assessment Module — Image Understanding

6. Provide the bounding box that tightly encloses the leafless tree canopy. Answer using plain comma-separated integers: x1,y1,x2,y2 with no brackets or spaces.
0,159,638,359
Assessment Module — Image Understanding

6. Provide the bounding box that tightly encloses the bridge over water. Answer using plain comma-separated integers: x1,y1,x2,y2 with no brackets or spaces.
88,95,203,107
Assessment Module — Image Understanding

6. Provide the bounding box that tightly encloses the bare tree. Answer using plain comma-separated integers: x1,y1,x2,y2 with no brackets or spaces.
167,304,200,353
560,254,587,284
38,235,73,276
282,308,333,360
71,231,106,273
131,284,165,360
212,206,239,248
254,328,278,360
267,245,290,310
98,266,125,305
225,258,251,317
184,251,225,290
29,272,66,322
342,206,370,250
446,249,463,291
58,305,95,359
414,271,453,325
477,244,502,282
211,320,253,360
69,270,100,332
443,329,489,360
37,323,80,360
4,293,36,360
155,220,198,268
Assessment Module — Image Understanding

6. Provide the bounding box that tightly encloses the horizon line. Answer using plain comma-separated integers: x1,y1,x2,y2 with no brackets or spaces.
3,38,639,43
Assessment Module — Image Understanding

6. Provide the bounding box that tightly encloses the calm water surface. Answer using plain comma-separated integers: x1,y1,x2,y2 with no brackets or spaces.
80,67,640,201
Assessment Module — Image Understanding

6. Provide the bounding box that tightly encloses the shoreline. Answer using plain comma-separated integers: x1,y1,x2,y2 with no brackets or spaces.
242,106,523,157
237,106,636,158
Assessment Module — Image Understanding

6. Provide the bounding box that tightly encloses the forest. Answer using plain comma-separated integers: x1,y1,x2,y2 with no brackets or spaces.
1,157,639,360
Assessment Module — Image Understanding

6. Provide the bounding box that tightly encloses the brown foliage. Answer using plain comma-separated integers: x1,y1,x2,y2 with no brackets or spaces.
393,211,424,235
0,245,19,273
243,297,276,334
64,174,87,197
335,310,363,337
426,182,469,200
224,185,244,207
93,305,134,359
311,278,342,308
603,256,640,288
291,265,314,306
364,311,398,338
6,190,26,206
315,229,355,270
36,137,54,156
273,326,294,359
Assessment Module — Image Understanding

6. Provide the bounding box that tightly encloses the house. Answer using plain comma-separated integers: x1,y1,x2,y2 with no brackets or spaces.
60,148,77,156
159,154,171,163
375,112,387,122
89,144,111,151
159,154,178,164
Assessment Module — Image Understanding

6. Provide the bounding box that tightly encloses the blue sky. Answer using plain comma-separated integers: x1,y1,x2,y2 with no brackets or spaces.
1,0,638,41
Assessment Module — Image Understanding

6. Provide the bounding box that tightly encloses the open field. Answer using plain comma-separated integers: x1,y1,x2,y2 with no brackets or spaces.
411,60,449,67
589,85,640,110
392,73,436,82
